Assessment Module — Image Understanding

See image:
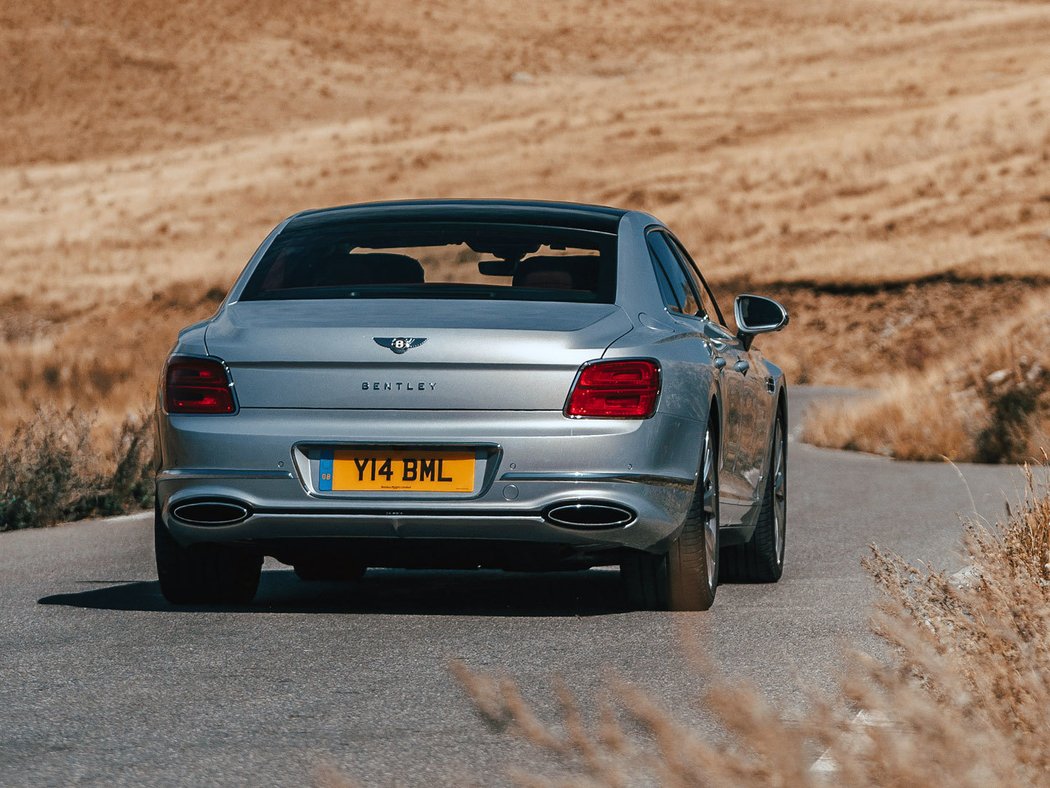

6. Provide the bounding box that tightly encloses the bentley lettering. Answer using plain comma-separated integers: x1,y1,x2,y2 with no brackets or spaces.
362,381,437,391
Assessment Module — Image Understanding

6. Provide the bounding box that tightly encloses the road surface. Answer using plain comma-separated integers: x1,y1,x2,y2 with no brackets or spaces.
0,388,1027,785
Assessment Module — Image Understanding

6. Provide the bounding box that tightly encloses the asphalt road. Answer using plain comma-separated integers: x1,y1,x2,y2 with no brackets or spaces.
0,387,1028,786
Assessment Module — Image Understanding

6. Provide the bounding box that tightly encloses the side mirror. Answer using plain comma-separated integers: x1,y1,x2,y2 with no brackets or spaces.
734,294,789,351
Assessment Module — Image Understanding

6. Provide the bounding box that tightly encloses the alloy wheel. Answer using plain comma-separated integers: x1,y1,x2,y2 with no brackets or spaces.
701,426,719,590
771,419,786,566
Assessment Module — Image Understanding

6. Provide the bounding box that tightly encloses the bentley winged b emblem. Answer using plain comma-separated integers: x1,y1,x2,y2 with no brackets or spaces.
374,337,427,354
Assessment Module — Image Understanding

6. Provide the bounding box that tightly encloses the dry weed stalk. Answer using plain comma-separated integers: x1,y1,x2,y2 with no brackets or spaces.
452,469,1050,786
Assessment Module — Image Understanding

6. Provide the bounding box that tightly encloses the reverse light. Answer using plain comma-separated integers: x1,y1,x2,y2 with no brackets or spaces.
565,359,660,418
164,356,236,414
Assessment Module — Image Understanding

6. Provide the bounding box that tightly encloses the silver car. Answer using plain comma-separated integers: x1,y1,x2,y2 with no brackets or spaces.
154,200,789,610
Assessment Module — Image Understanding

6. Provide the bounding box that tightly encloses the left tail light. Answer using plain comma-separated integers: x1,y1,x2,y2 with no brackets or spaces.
565,359,661,418
164,356,236,414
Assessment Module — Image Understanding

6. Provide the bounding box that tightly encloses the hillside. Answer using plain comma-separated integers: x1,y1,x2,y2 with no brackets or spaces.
1,0,1048,445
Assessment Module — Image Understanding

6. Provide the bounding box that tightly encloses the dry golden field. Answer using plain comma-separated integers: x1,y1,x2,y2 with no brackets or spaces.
2,0,1049,455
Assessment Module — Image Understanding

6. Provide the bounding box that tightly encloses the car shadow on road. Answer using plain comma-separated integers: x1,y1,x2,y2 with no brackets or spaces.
38,568,631,616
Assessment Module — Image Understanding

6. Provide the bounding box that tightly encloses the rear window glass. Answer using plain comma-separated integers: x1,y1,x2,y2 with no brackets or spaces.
240,221,617,303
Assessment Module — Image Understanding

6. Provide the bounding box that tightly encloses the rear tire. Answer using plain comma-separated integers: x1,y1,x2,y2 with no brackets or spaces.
721,407,787,583
155,504,261,604
622,422,719,611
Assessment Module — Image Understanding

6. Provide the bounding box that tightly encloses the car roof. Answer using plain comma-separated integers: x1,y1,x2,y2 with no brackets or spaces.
286,199,628,233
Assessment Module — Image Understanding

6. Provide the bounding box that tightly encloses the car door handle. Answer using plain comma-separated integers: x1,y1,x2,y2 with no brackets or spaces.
733,359,750,374
714,357,726,369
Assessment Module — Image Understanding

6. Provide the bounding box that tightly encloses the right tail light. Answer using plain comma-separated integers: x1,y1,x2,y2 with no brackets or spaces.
565,359,660,418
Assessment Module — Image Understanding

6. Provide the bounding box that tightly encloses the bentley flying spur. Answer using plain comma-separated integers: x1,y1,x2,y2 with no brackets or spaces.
155,200,789,610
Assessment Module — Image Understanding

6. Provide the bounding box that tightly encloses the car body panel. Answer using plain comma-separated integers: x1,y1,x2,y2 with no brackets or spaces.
157,408,702,553
204,300,634,410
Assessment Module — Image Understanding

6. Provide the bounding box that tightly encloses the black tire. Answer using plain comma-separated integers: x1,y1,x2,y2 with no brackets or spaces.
621,422,719,611
293,559,366,583
721,407,787,583
154,503,261,604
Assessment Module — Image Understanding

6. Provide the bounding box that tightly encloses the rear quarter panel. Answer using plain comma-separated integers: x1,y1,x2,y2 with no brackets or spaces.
607,212,720,476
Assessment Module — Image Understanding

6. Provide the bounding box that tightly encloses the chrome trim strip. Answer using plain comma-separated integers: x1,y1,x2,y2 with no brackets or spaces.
158,469,295,481
253,508,545,518
499,471,693,489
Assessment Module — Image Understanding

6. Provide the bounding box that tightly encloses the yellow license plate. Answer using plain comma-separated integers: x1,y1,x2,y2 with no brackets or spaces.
320,449,476,493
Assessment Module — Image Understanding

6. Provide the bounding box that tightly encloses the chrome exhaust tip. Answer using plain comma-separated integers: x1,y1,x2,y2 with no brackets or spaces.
545,503,635,529
171,500,250,526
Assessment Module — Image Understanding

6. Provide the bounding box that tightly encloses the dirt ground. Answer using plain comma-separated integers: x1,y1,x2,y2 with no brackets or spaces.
2,0,1048,438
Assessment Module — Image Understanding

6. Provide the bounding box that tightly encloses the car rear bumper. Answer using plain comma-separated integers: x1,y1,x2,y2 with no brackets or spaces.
156,408,706,556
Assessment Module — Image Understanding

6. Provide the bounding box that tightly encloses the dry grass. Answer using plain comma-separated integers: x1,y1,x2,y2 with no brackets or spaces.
451,468,1050,786
736,277,1045,387
803,291,1050,462
3,0,1050,435
0,280,226,434
0,406,154,531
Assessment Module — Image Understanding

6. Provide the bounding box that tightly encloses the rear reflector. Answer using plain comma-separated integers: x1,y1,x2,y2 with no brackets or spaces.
164,357,235,414
565,359,660,418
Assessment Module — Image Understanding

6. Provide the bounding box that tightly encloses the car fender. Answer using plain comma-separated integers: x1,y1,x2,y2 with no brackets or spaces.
603,320,722,493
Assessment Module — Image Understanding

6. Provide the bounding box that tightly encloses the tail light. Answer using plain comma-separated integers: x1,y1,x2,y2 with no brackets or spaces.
164,356,236,414
565,359,660,418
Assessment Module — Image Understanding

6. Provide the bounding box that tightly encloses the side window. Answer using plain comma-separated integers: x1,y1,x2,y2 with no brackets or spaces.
667,235,728,327
647,232,701,316
650,251,679,311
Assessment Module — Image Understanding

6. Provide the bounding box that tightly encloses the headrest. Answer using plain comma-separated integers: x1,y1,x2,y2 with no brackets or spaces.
347,253,425,285
512,255,601,291
312,252,425,287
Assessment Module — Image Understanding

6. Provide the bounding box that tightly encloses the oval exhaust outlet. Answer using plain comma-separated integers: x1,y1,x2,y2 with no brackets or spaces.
546,503,635,529
171,501,250,526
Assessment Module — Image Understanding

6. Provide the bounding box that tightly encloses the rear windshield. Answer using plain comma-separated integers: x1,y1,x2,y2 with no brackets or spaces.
240,221,617,303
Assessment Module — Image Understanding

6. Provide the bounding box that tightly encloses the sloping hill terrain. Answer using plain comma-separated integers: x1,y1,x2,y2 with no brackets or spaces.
2,0,1048,455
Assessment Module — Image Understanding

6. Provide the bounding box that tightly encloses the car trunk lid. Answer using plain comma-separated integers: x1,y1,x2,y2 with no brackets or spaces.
205,299,634,410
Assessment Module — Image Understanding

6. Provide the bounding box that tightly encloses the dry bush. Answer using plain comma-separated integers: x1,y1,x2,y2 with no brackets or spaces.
0,406,154,531
450,469,1050,786
801,379,977,461
803,293,1050,462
